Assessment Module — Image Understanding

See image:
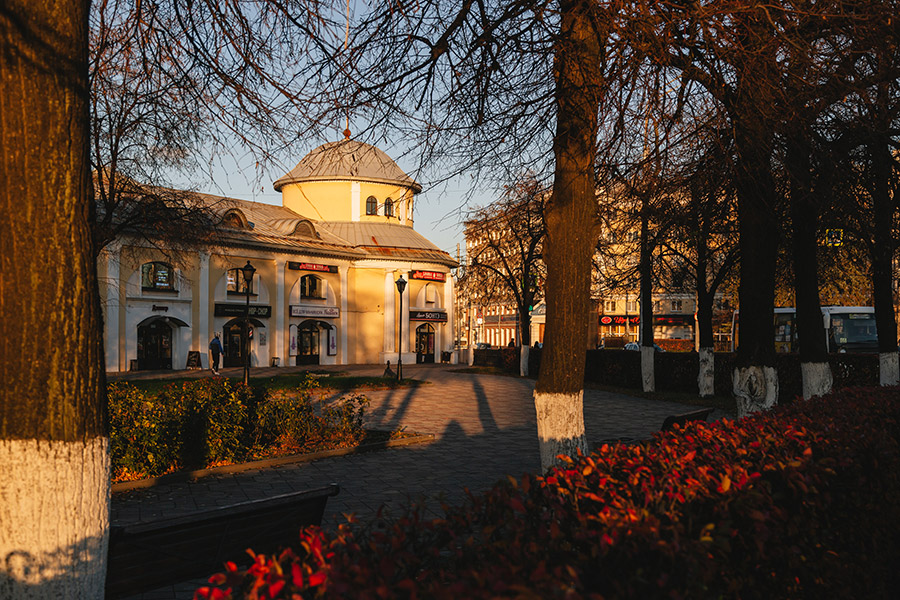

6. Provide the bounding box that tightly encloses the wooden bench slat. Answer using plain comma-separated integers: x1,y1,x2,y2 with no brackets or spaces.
106,484,339,599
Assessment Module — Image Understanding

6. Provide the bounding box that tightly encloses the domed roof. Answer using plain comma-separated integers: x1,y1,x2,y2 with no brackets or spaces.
273,139,422,193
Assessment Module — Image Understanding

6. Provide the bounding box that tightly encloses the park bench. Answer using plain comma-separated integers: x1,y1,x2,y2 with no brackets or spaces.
105,483,340,599
594,407,716,449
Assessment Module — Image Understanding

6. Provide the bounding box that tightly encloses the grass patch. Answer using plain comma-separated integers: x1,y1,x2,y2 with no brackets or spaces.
123,372,422,396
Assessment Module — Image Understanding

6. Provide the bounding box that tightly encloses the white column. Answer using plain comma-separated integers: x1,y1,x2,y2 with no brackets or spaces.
199,252,210,369
104,243,121,372
401,282,410,354
384,271,396,353
444,274,455,351
275,258,285,366
340,265,349,364
351,182,361,222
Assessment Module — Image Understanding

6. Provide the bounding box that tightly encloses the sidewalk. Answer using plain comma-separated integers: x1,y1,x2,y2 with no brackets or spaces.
112,363,729,599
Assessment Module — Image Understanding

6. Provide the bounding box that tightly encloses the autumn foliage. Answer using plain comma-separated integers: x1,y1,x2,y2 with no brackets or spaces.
197,386,899,599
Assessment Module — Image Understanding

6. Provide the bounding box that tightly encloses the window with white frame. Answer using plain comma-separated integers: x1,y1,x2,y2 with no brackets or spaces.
671,299,683,312
604,300,617,312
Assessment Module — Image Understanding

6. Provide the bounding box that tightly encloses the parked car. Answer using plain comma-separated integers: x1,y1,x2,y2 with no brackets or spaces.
624,342,665,352
475,342,492,350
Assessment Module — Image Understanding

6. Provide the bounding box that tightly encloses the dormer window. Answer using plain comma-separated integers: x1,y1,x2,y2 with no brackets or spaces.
292,220,317,238
366,196,378,216
141,262,176,292
300,274,324,299
384,198,393,217
226,268,253,294
222,209,249,229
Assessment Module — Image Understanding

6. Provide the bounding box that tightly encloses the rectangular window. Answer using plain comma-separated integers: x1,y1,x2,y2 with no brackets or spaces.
141,262,175,291
671,300,683,312
226,269,253,294
626,300,638,312
604,300,617,312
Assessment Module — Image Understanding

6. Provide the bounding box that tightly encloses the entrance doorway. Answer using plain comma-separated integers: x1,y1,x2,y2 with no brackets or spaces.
416,323,435,363
137,319,172,370
296,321,320,365
223,319,255,368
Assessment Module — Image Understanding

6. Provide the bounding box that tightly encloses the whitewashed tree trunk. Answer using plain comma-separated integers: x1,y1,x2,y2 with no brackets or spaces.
641,346,655,392
879,352,899,386
520,345,530,377
800,362,833,399
534,391,589,472
733,366,779,418
698,347,715,398
467,345,474,366
0,440,109,599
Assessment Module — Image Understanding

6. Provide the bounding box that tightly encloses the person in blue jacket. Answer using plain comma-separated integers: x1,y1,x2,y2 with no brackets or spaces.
209,332,224,374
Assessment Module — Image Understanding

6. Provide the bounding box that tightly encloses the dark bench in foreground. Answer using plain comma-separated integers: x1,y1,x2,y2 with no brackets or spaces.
594,407,716,449
106,484,340,599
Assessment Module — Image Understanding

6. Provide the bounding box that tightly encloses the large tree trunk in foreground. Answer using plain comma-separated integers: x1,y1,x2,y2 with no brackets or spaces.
788,134,832,399
869,87,899,385
535,0,603,472
0,1,109,598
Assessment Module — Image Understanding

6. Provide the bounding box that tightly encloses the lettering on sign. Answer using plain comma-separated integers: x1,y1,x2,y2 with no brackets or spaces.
288,261,337,273
409,270,446,282
214,303,272,318
290,305,340,318
600,315,641,326
151,305,169,312
410,310,448,322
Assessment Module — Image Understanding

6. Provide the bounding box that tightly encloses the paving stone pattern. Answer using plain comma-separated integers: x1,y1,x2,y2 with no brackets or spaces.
112,364,729,599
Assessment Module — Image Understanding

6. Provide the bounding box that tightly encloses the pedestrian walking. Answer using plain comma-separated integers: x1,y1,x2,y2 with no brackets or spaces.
209,332,224,374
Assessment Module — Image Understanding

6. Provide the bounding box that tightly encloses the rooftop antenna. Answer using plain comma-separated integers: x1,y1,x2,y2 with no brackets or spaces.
343,0,352,140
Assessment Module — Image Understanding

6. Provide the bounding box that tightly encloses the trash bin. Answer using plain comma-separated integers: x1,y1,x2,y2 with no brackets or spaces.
441,351,451,363
270,357,280,367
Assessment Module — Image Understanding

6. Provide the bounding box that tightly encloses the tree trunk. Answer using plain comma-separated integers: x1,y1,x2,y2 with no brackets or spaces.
1,1,109,597
534,0,603,472
639,205,655,392
787,133,832,398
869,84,898,385
696,288,715,398
732,111,779,415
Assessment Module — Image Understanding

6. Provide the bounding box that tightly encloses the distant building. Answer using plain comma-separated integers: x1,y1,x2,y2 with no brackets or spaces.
99,138,457,371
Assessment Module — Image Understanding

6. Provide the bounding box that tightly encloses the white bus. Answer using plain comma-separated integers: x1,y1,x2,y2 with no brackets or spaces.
730,306,878,353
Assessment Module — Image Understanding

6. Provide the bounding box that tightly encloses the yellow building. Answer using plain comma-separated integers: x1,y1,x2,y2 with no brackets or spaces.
99,139,457,371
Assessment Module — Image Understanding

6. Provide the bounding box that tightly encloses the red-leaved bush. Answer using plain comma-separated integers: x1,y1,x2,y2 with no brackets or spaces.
196,386,900,599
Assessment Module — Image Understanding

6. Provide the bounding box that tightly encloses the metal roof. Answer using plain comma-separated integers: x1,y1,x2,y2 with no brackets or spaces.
273,140,422,193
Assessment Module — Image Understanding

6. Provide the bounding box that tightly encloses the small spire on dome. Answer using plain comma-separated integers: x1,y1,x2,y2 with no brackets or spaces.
343,128,352,139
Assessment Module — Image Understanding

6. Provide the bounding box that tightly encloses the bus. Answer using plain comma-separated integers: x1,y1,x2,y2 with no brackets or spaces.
730,306,878,353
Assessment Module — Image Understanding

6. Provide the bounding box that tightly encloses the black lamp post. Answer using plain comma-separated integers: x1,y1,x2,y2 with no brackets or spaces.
395,275,407,381
240,261,256,386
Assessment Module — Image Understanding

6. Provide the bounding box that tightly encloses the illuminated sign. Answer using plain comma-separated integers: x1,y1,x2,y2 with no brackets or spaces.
288,261,337,273
600,315,640,326
410,270,446,282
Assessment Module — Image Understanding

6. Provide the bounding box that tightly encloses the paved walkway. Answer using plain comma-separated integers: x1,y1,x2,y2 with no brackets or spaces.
111,363,730,599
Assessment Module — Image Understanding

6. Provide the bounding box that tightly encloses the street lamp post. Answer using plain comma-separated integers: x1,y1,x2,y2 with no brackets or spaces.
241,261,256,386
395,275,407,381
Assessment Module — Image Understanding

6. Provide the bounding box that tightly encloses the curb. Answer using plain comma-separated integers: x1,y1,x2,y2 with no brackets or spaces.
111,433,435,493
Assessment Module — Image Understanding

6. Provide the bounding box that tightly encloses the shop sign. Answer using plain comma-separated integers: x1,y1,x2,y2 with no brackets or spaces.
214,303,272,318
600,315,640,326
410,310,447,322
288,261,337,273
410,270,446,282
152,305,168,312
290,305,340,318
654,315,693,327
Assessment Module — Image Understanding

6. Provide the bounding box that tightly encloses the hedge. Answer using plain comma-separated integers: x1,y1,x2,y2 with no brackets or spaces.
195,386,900,599
108,376,371,480
516,348,881,399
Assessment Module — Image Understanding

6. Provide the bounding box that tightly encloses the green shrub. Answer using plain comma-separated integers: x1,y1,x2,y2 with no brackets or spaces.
108,382,180,478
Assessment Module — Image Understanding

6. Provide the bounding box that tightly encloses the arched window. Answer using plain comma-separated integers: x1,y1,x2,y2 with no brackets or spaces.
300,274,323,299
141,261,175,291
366,196,378,215
226,268,253,294
222,209,249,229
384,198,393,217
